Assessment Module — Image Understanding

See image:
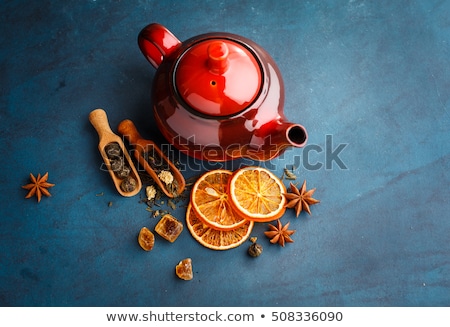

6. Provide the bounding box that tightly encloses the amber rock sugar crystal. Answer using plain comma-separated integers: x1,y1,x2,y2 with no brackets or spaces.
138,227,155,251
155,214,183,242
175,258,193,280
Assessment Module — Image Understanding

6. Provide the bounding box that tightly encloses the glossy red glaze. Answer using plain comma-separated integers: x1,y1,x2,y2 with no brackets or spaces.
207,41,229,73
138,23,307,161
175,39,262,117
137,23,181,68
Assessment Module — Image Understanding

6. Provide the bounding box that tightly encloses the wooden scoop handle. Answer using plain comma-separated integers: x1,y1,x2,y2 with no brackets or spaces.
89,108,115,141
117,119,146,146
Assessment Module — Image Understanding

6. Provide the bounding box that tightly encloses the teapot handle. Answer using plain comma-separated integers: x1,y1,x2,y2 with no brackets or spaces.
138,23,181,69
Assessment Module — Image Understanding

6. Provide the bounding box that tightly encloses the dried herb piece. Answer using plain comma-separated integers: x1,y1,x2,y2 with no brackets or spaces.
167,179,180,198
143,150,170,173
168,199,177,210
120,176,137,193
248,237,263,257
105,142,133,182
110,156,124,172
142,149,182,197
283,167,297,180
116,165,130,179
105,142,121,158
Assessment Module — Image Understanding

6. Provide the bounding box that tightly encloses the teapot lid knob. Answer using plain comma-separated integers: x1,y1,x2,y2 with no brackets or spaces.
174,39,262,117
207,41,229,74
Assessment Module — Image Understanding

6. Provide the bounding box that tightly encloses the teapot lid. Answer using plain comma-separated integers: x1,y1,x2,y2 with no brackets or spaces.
174,39,262,117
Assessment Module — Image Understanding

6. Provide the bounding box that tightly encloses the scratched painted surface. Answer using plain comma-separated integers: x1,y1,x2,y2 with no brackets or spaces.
0,0,449,306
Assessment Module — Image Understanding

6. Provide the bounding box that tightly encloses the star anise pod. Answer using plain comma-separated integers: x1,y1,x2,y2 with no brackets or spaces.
264,219,295,247
22,172,55,203
284,180,320,217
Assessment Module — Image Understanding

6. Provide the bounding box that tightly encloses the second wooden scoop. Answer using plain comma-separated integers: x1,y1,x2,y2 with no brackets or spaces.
89,109,142,197
117,119,186,198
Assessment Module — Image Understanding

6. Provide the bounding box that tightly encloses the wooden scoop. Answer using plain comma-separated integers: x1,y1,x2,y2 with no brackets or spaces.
117,119,185,198
89,109,142,197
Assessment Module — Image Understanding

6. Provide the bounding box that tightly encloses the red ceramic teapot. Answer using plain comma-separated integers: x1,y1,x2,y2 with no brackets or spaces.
138,23,307,161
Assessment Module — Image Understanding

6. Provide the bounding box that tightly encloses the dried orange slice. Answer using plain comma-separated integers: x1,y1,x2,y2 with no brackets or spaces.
228,166,286,222
186,203,253,250
190,169,247,231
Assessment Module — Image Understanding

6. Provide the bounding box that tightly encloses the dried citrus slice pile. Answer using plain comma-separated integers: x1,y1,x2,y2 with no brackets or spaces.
228,166,287,222
190,169,246,231
186,203,254,250
186,166,286,250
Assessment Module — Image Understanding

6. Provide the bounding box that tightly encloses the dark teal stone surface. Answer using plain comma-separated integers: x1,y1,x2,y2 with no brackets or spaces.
1,0,449,306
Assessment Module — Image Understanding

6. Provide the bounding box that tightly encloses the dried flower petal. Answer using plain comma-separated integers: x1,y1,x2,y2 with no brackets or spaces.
158,170,174,185
146,185,157,200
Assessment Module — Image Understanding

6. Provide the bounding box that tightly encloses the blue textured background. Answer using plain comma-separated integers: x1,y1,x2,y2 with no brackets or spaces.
1,0,449,306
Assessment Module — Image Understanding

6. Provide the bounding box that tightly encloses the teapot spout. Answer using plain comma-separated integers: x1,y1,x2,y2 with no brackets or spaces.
279,122,308,148
205,121,308,161
240,122,308,161
262,122,308,160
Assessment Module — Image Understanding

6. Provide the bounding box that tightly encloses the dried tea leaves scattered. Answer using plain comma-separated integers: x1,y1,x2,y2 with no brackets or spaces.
143,150,179,197
141,172,196,218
